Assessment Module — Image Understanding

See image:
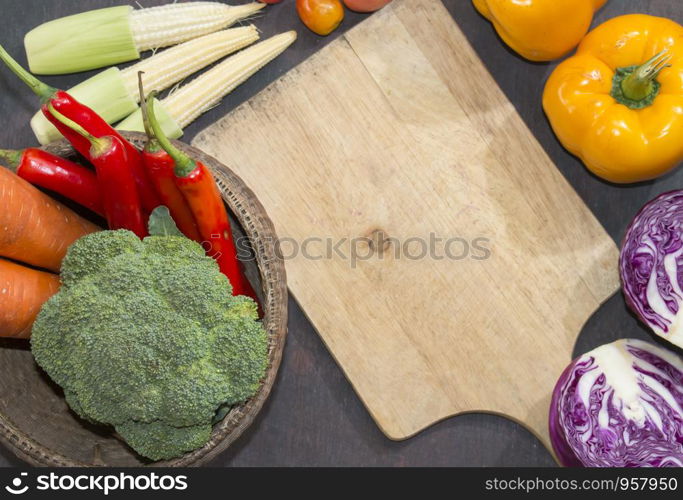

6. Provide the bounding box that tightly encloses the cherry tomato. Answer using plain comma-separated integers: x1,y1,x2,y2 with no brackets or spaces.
296,0,345,36
343,0,391,12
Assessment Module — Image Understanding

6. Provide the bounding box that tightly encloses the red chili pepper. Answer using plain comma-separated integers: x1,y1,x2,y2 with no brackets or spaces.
147,96,258,301
0,46,160,217
139,87,201,242
175,166,255,293
40,92,159,217
0,148,103,216
48,105,146,239
142,147,202,242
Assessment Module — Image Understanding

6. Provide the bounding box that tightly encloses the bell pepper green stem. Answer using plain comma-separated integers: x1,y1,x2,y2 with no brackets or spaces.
0,44,56,103
47,104,110,157
147,92,195,177
621,50,671,101
613,49,672,109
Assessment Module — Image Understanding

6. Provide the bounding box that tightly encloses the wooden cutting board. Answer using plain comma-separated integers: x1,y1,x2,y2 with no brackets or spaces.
194,0,619,452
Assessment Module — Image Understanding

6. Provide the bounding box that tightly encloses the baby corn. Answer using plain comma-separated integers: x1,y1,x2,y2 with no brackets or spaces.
118,31,297,139
30,26,260,145
25,2,265,75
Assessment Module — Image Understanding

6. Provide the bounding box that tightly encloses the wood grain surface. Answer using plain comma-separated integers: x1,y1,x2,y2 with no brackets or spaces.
0,0,681,467
193,0,620,450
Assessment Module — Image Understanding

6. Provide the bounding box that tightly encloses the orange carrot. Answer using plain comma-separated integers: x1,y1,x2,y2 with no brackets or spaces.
0,258,60,339
0,166,99,272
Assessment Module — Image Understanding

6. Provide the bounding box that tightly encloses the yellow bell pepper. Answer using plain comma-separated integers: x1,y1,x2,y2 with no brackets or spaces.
472,0,607,61
543,15,683,184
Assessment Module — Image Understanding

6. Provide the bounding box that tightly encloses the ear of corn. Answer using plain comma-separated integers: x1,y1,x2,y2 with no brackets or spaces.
30,26,260,145
25,6,137,75
117,31,297,137
129,2,265,52
118,98,184,140
120,25,260,99
24,2,264,76
166,31,297,128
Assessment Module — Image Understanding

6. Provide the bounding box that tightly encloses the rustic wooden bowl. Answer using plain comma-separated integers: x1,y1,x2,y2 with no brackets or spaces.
0,132,288,466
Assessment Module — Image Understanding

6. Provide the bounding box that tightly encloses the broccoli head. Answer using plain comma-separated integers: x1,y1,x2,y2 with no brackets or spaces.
31,230,268,461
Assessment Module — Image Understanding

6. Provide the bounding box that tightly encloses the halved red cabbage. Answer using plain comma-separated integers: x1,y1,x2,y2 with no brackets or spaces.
549,339,683,467
620,191,683,348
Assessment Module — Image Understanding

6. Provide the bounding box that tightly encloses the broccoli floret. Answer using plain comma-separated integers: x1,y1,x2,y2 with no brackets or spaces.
31,230,268,461
116,421,211,461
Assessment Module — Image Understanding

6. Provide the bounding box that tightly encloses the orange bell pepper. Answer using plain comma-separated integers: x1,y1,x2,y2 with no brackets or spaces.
543,15,683,184
472,0,607,61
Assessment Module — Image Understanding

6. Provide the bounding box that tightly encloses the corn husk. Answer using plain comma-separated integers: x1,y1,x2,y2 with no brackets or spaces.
30,27,259,145
25,6,138,75
117,99,183,140
31,68,137,145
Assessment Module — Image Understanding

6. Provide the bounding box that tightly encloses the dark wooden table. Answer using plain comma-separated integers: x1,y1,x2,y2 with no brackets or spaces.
0,0,680,467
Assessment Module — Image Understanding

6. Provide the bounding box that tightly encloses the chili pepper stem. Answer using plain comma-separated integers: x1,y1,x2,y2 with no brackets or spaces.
138,72,163,154
139,72,152,138
0,149,23,172
0,45,56,103
612,49,671,109
146,93,195,177
47,104,111,157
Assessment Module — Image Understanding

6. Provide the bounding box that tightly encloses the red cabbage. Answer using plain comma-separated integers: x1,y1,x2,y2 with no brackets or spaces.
620,191,683,348
549,339,683,467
